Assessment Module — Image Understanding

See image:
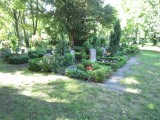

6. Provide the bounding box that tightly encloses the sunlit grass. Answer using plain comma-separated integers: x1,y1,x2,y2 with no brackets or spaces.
0,50,160,119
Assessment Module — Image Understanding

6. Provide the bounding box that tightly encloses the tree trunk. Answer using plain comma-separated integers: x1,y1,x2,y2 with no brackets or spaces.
69,32,74,48
30,0,39,35
23,28,30,48
13,10,21,44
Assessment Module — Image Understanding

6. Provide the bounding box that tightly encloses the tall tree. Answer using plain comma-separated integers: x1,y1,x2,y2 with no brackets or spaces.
109,20,121,56
43,0,116,47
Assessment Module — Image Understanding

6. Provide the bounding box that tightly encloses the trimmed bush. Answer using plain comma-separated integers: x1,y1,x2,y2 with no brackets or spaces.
8,54,29,64
28,48,47,59
97,56,128,71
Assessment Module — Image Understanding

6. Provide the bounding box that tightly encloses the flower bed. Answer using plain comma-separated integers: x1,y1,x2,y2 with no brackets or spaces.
97,56,128,71
65,60,112,83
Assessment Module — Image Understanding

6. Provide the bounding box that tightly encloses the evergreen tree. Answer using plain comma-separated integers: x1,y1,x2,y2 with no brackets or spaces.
109,20,121,56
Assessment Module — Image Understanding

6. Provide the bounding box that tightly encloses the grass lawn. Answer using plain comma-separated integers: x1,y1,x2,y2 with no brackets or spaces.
0,50,160,120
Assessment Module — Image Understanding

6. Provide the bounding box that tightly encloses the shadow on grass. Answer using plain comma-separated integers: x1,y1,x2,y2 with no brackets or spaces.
0,59,29,74
0,81,97,120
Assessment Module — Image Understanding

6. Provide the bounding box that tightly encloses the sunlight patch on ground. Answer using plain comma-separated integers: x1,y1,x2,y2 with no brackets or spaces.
125,88,141,94
139,46,160,52
121,77,140,85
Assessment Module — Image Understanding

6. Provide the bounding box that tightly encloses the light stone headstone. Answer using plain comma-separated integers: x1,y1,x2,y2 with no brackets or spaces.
102,47,106,57
89,48,96,62
70,49,75,61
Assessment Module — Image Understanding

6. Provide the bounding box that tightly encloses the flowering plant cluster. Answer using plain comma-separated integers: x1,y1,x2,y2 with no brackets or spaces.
86,65,93,71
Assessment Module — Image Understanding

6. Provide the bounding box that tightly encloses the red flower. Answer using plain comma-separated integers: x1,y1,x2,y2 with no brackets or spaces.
86,65,93,71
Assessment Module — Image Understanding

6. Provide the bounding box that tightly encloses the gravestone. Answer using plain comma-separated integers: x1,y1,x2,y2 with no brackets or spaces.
70,49,75,61
102,47,106,57
89,48,96,62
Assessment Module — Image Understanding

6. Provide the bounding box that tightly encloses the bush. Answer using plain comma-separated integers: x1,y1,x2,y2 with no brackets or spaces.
28,48,47,59
82,60,92,67
75,52,82,61
88,66,112,83
73,46,82,52
77,64,85,71
64,53,73,66
65,60,113,83
28,58,43,72
81,50,88,60
65,68,90,80
96,47,103,58
8,54,29,64
28,55,63,73
41,57,53,72
121,45,140,56
91,62,101,70
82,41,93,53
1,48,12,61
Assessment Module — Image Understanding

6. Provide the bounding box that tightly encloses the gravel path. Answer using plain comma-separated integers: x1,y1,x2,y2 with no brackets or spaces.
104,57,139,92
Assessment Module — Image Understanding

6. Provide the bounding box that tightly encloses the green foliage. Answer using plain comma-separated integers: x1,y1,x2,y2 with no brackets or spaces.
28,56,63,73
98,57,128,71
41,57,53,72
66,60,113,83
9,35,19,52
73,46,82,52
55,39,68,56
82,60,92,67
75,52,82,61
95,47,103,58
8,54,29,64
87,66,112,83
122,45,140,55
81,50,88,60
1,48,12,61
82,41,93,52
28,48,47,59
109,20,121,56
64,53,73,66
65,68,90,80
77,64,85,71
28,58,43,72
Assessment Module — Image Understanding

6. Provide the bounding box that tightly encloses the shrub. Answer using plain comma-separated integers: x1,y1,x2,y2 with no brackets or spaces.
96,47,103,58
75,52,82,61
77,64,85,71
41,57,53,72
82,60,92,67
73,46,82,52
8,54,29,64
88,66,112,83
65,68,90,80
65,60,113,83
91,63,101,70
28,48,47,59
1,48,12,61
64,53,73,66
121,45,140,56
28,58,43,72
81,50,88,59
82,41,93,54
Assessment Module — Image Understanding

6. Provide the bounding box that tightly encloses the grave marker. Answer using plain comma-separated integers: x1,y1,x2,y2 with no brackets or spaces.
89,48,96,62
